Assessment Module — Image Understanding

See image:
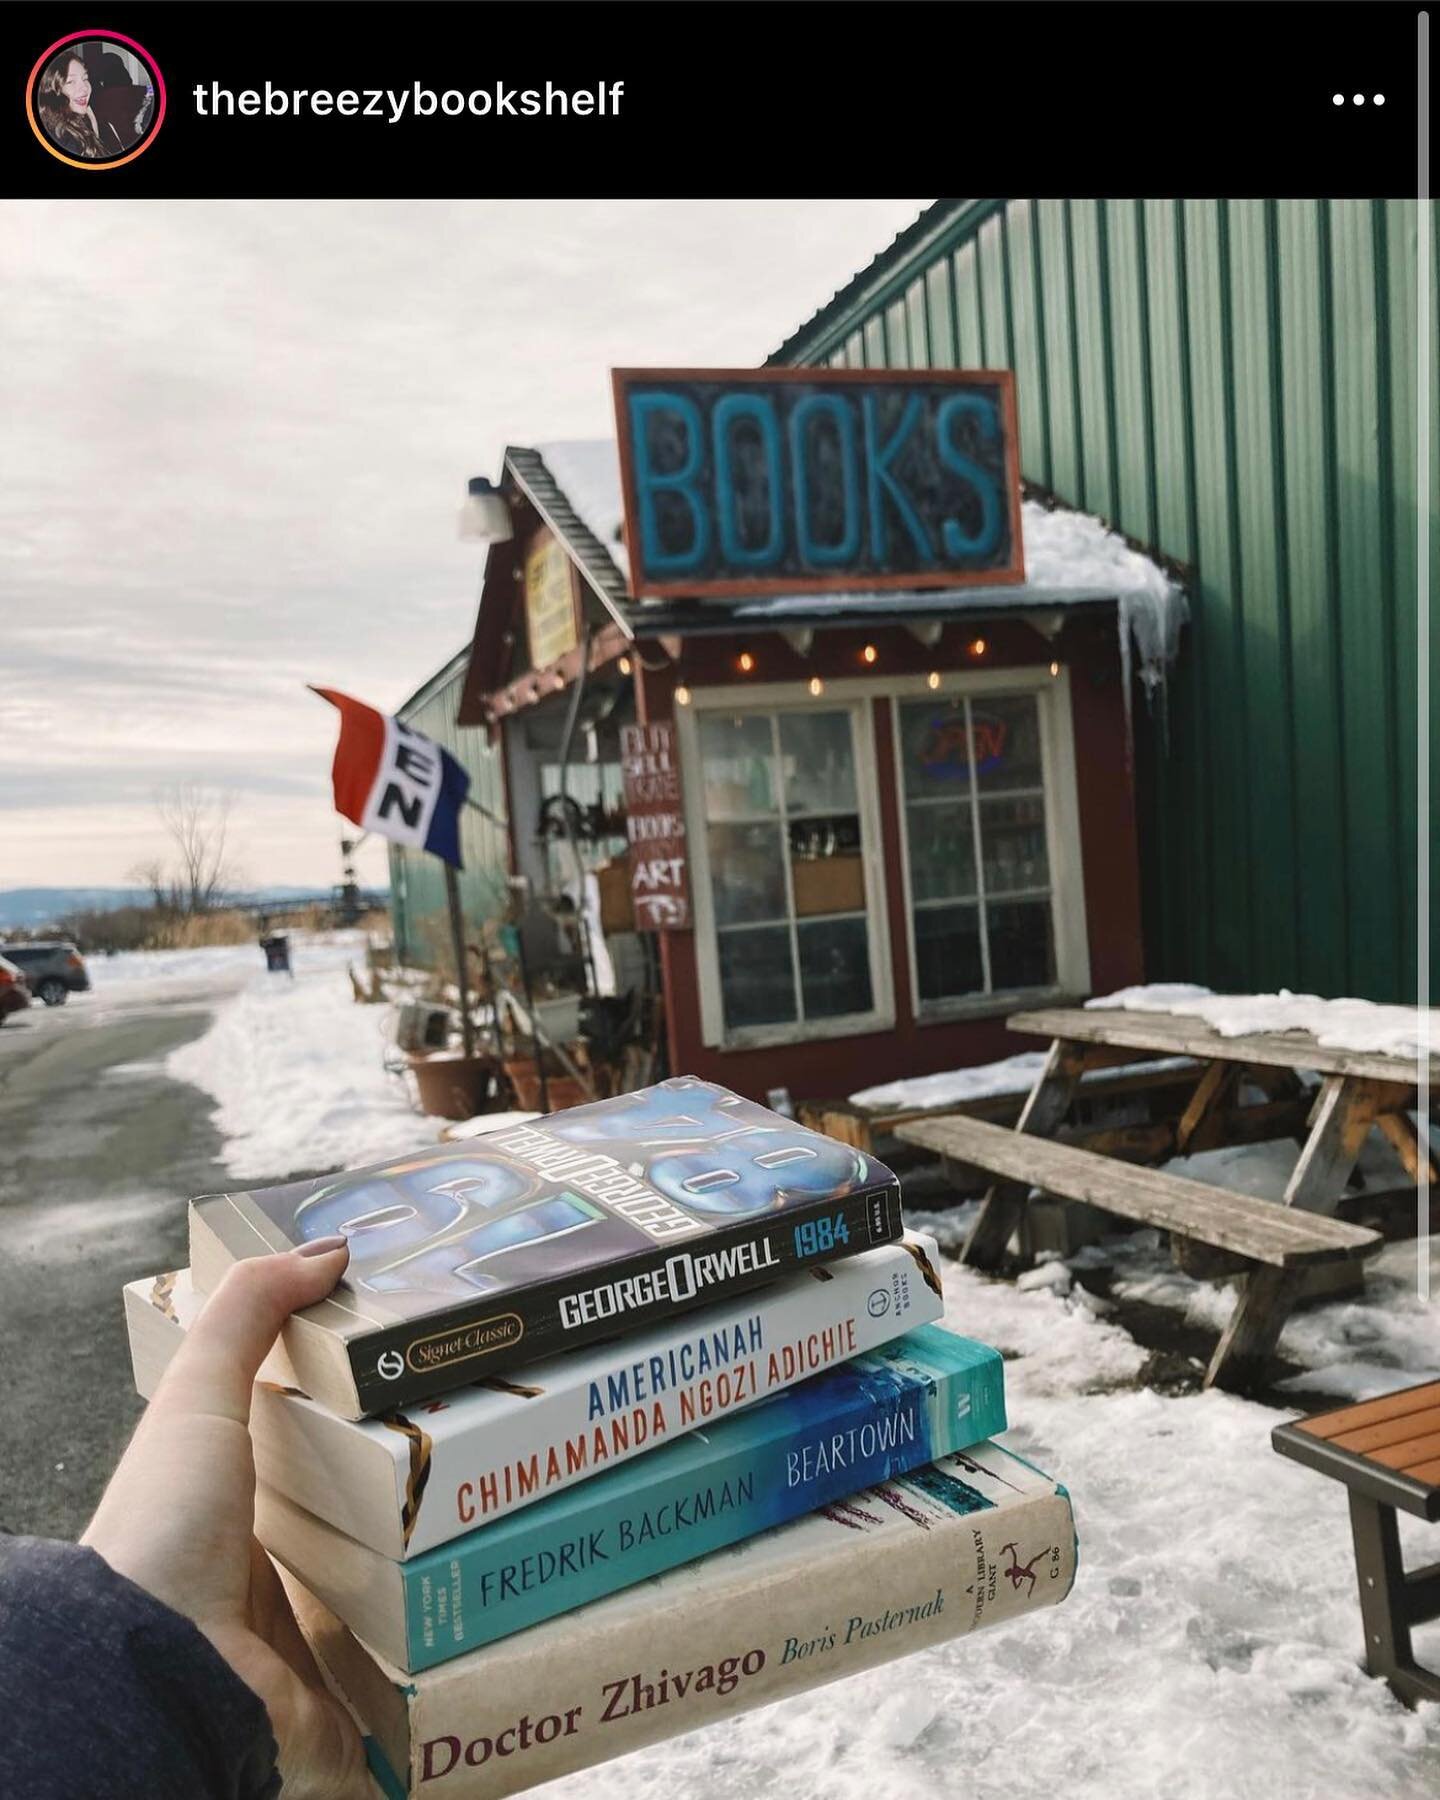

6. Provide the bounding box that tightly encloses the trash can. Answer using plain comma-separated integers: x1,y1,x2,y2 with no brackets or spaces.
260,933,292,974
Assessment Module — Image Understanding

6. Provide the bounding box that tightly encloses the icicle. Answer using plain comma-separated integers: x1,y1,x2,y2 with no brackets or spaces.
1118,584,1190,753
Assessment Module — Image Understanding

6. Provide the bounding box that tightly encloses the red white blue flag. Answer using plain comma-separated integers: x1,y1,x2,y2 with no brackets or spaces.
311,687,470,868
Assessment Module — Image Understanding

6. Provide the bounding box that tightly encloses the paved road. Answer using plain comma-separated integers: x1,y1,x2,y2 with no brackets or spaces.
0,978,244,1540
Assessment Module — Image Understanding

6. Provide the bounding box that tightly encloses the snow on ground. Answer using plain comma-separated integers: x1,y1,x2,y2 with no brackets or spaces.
1089,982,1438,1063
165,935,435,1179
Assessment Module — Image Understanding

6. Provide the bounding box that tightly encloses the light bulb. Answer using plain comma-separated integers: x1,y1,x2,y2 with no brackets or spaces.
675,684,692,707
927,671,941,690
808,676,824,697
1049,660,1060,677
861,643,878,665
618,656,632,676
738,651,756,674
969,637,987,657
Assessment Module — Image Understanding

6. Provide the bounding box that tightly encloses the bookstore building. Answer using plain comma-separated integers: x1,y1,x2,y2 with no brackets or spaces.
410,363,1189,1106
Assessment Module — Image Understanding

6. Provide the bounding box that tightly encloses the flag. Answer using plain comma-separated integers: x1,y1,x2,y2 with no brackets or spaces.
311,687,470,868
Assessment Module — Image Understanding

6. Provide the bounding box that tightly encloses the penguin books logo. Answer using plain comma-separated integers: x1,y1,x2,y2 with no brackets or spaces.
27,32,166,170
376,1349,405,1382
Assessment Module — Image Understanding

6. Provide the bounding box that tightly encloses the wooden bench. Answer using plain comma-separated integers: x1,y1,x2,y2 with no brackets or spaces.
895,1112,1382,1392
1273,1383,1440,1706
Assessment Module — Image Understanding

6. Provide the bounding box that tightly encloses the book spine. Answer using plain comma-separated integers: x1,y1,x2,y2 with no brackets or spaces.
348,1179,905,1414
385,1475,1077,1796
401,1341,1007,1667
409,1232,942,1554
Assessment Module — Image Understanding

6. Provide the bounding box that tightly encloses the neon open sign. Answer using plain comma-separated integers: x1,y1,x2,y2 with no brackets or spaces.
612,368,1023,599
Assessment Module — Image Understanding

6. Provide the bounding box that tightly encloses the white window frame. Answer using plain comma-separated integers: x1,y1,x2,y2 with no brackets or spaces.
675,680,896,1051
889,666,1091,1021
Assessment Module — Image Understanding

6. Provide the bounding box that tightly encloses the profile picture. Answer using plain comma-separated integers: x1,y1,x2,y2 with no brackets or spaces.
27,32,165,169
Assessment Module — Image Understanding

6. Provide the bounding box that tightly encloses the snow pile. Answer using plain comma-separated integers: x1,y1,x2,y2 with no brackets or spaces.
167,963,434,1181
527,1239,1440,1800
86,943,262,988
1089,983,1436,1063
850,1052,1048,1112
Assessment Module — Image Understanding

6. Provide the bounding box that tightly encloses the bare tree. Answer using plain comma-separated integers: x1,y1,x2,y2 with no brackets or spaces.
125,856,175,912
154,785,238,914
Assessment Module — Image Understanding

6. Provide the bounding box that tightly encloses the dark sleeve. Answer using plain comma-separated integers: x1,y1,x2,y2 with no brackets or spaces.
0,1537,281,1800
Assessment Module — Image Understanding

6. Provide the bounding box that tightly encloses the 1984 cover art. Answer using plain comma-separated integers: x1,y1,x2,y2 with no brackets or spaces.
200,1077,903,1408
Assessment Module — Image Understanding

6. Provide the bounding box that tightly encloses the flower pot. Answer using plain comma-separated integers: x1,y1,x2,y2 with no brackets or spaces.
408,1051,497,1121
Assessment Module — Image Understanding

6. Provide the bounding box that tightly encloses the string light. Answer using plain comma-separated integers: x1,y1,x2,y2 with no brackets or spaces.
552,671,566,690
738,650,756,674
927,671,941,690
618,655,632,676
969,637,987,658
675,684,692,706
1049,660,1060,678
808,676,824,697
861,643,879,665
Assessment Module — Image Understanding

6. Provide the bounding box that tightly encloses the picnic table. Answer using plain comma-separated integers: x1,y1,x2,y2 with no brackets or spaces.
897,1003,1436,1391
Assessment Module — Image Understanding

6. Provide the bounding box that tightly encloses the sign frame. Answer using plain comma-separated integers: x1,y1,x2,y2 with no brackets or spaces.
611,366,1025,601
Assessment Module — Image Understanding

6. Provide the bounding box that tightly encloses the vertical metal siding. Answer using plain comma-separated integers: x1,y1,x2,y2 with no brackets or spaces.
778,198,1432,1002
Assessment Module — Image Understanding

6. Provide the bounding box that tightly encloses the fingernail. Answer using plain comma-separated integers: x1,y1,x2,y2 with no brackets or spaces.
296,1233,348,1257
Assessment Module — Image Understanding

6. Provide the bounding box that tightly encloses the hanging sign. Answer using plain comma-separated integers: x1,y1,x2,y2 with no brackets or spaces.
523,528,579,669
612,367,1024,599
620,721,690,930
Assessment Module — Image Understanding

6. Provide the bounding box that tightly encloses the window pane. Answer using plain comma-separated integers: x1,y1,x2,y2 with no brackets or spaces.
898,698,972,796
717,927,796,1030
778,711,857,815
979,794,1050,893
708,822,787,925
699,714,776,817
905,800,976,902
798,917,874,1019
970,695,1043,792
914,903,983,1003
987,900,1056,991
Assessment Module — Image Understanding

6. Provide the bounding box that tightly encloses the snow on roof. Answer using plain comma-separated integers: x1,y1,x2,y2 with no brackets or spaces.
531,438,1189,695
1087,983,1438,1063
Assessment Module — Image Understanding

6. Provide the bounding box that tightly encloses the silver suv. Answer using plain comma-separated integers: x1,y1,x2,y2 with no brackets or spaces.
0,941,90,1006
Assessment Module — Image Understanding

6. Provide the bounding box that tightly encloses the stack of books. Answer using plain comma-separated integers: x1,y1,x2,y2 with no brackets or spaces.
124,1076,1077,1797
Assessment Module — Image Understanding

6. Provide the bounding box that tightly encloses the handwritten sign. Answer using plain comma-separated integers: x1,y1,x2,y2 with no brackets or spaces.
523,529,578,669
612,367,1024,599
620,721,690,930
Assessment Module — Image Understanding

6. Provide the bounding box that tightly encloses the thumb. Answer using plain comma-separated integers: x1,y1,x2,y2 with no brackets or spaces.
152,1238,350,1427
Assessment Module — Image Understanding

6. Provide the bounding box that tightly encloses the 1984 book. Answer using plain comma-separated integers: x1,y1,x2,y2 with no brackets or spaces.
253,1321,1007,1671
285,1440,1076,1800
189,1078,905,1418
123,1234,945,1560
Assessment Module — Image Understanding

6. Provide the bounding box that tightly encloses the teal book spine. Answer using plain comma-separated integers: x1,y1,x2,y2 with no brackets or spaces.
403,1322,1005,1670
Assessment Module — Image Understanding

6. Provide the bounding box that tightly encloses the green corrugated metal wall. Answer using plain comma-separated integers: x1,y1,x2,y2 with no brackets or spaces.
387,653,510,967
779,199,1435,1003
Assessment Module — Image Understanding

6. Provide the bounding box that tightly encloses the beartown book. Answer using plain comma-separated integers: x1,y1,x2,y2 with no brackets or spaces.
188,1078,905,1420
123,1234,945,1560
284,1439,1077,1800
252,1322,1008,1671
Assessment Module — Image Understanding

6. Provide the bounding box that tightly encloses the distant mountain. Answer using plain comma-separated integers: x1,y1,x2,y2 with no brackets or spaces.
0,885,388,929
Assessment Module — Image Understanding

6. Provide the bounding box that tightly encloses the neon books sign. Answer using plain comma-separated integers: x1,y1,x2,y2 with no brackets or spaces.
612,368,1024,599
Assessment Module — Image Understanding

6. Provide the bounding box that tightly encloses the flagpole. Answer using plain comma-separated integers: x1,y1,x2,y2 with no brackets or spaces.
444,861,476,1062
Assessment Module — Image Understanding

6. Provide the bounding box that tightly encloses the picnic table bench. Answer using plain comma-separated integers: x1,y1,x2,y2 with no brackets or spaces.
1273,1382,1440,1706
896,1112,1382,1391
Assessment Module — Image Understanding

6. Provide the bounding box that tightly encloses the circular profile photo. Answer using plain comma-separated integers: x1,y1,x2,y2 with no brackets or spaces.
27,32,165,169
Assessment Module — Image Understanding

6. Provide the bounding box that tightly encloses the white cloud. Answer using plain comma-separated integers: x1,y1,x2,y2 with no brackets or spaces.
0,198,928,887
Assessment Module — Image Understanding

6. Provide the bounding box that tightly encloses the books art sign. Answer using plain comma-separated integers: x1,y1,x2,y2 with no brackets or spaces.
620,721,690,930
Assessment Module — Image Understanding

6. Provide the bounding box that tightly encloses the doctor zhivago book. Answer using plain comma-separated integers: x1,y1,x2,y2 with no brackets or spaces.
188,1077,905,1419
284,1440,1076,1800
252,1321,1007,1671
123,1234,945,1560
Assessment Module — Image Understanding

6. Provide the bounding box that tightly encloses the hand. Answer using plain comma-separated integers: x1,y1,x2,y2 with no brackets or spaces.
84,1238,375,1800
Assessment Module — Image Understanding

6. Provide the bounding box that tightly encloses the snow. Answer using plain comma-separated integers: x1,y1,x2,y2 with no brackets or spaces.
1089,982,1437,1064
850,1052,1049,1111
531,441,1190,701
166,942,436,1181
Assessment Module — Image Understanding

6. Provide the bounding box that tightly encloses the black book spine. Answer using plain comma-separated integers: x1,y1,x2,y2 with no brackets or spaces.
347,1181,904,1414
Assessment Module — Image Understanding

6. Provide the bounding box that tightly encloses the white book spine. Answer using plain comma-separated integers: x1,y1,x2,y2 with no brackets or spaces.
124,1234,945,1561
288,1441,1076,1800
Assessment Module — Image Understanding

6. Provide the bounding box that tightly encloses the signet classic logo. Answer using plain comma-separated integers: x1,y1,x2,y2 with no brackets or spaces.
27,30,166,169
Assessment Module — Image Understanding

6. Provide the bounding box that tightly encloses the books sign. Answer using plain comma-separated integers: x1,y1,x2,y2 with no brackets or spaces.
612,367,1024,599
620,721,690,930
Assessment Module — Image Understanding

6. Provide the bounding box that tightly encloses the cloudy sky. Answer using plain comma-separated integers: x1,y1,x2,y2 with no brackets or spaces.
1,198,927,893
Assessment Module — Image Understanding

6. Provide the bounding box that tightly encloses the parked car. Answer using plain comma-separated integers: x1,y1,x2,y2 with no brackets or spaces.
0,941,90,1006
0,955,31,1024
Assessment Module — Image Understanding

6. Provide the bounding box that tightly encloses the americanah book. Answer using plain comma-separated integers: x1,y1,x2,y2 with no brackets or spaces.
189,1077,905,1417
123,1234,945,1559
285,1440,1076,1800
253,1322,1007,1671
